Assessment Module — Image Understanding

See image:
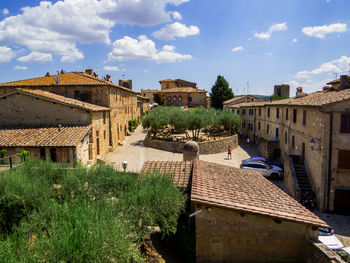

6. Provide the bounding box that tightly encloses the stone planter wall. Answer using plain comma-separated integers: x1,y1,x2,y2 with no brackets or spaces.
143,134,238,154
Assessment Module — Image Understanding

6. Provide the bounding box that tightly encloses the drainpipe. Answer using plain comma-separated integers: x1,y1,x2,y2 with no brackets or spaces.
326,112,333,212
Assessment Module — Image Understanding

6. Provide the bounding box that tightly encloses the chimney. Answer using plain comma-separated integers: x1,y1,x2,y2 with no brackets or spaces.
340,75,349,90
46,72,50,77
106,74,111,82
58,124,62,131
296,87,307,98
85,68,93,75
183,141,199,161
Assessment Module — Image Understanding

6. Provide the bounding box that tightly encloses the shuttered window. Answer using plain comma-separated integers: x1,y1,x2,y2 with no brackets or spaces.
338,150,350,169
340,114,350,133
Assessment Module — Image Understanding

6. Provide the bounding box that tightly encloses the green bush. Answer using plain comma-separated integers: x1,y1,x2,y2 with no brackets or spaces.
0,160,186,262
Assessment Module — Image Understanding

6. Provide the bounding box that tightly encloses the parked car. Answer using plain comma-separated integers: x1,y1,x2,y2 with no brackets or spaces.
318,228,344,250
243,157,283,169
240,160,283,179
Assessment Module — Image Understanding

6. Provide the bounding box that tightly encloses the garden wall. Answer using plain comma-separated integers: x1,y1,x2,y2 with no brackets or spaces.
144,134,238,154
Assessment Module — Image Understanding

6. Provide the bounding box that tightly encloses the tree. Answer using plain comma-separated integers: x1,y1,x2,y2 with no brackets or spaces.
153,92,165,105
210,75,234,109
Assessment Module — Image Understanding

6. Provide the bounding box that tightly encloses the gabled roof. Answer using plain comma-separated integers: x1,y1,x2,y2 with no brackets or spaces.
0,71,138,94
229,89,350,108
141,161,193,188
1,89,109,112
0,125,91,147
141,89,159,93
141,159,328,228
161,88,206,93
223,95,260,105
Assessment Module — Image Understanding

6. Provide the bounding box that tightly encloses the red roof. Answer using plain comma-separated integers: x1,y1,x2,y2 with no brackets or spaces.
141,159,328,228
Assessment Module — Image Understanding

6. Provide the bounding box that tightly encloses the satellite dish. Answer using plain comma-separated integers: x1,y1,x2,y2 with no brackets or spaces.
54,76,61,84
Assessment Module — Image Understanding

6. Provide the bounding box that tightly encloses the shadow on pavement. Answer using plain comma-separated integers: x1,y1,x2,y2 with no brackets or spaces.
130,140,144,146
238,138,259,157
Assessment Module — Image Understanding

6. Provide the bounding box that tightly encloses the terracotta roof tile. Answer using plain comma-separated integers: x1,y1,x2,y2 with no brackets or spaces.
141,89,159,93
223,96,260,105
2,89,109,112
162,87,206,93
191,160,329,228
141,161,193,188
0,71,138,94
0,125,91,147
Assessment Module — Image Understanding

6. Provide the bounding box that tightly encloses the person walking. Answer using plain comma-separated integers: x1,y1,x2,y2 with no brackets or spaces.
227,146,232,160
246,137,250,145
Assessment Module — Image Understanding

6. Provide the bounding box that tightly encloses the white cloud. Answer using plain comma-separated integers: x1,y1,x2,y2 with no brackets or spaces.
0,0,190,62
0,46,15,62
104,66,120,72
13,65,28,70
265,52,273,56
232,46,243,52
254,22,287,39
152,22,199,40
302,23,347,38
17,52,52,62
108,35,191,63
292,38,298,42
170,11,182,20
291,56,350,92
2,9,9,15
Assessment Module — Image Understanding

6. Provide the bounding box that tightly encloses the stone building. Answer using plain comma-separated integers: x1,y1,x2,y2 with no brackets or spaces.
223,95,261,110
141,89,158,104
0,69,146,163
0,89,111,164
232,76,350,213
274,84,290,98
142,157,330,262
141,78,207,108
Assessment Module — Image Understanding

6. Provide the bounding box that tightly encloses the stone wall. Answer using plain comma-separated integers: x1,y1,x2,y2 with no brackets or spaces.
306,240,344,263
194,205,318,263
284,155,301,201
144,134,238,154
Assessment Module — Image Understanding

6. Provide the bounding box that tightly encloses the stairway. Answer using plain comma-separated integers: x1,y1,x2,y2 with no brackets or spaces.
293,163,313,193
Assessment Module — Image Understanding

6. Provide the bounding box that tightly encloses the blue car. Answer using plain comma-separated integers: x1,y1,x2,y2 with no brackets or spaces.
242,157,283,169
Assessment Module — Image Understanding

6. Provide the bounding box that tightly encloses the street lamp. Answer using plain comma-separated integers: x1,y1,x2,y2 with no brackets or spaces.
122,161,128,172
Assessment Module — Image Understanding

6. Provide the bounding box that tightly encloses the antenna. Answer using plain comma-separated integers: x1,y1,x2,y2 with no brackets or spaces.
333,72,338,79
246,82,250,94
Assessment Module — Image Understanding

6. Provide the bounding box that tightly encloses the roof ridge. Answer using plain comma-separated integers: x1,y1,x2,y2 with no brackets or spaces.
7,88,109,112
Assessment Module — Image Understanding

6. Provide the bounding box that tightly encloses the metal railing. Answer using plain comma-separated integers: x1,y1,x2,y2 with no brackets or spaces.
0,153,23,171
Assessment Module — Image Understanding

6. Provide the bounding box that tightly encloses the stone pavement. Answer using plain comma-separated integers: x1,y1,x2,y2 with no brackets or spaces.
103,125,258,172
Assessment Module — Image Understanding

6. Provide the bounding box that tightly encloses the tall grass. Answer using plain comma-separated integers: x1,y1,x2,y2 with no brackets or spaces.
0,159,186,262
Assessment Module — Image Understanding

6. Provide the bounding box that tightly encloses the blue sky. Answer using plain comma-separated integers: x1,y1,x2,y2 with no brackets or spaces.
0,0,349,96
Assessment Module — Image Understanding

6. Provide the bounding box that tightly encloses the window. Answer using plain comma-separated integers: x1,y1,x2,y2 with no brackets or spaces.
242,122,246,128
276,108,279,119
258,122,261,130
338,150,350,169
189,97,192,102
267,125,269,134
242,109,246,115
258,108,261,116
286,108,289,120
74,90,80,100
292,135,295,149
179,95,182,102
40,148,46,160
104,130,106,139
302,110,306,126
340,114,350,133
50,148,57,162
237,109,240,114
173,96,177,101
166,84,169,89
275,127,279,139
103,112,106,124
293,109,297,123
267,108,270,117
249,108,254,115
285,131,288,144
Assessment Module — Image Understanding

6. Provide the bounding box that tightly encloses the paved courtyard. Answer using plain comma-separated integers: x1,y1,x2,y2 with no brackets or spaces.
103,125,258,172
